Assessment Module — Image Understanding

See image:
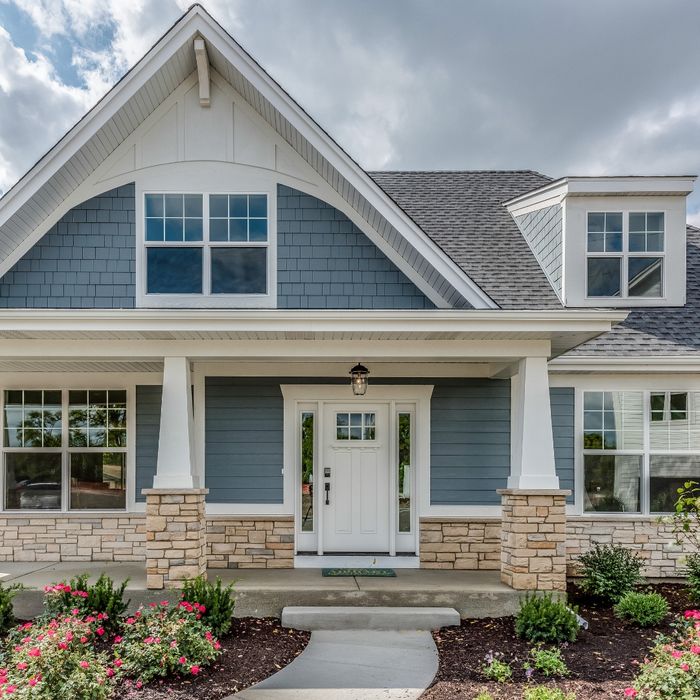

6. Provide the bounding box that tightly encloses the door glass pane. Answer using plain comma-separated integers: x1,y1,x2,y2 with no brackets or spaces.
336,413,376,441
398,413,411,533
300,412,314,532
5,453,62,510
583,454,641,513
70,453,126,510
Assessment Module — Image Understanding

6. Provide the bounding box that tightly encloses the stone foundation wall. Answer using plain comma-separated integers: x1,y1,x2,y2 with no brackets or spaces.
566,517,697,579
206,516,294,569
419,518,501,570
0,515,146,562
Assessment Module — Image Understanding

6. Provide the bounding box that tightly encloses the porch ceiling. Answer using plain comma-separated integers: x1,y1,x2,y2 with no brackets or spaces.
0,309,627,362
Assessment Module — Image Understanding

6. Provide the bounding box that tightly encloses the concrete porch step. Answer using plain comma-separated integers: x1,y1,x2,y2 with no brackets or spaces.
281,605,460,631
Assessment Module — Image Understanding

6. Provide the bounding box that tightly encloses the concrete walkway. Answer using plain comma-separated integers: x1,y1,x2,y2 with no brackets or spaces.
231,630,439,700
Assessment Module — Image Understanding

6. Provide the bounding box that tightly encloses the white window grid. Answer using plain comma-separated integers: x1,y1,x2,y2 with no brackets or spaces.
143,192,271,297
585,210,666,299
581,389,700,515
0,389,128,513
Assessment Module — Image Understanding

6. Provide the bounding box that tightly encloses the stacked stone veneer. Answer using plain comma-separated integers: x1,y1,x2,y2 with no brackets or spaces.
144,489,208,589
498,489,569,591
0,514,146,562
567,517,698,579
420,518,501,569
207,516,294,569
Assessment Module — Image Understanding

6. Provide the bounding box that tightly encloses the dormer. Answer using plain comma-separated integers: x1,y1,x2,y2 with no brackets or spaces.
506,176,696,307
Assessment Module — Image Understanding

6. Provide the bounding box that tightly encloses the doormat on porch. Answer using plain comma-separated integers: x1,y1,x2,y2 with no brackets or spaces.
322,568,396,577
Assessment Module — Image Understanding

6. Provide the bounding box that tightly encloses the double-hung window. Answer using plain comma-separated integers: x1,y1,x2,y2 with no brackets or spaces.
586,211,664,298
144,192,271,302
2,389,127,511
582,390,700,514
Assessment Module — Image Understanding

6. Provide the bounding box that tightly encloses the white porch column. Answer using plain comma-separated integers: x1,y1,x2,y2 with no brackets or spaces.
153,356,198,489
508,355,559,490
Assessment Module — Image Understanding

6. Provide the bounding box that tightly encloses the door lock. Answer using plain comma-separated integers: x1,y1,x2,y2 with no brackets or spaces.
324,481,330,505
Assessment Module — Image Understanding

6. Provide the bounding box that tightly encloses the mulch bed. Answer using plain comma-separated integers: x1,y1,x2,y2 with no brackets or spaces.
422,583,693,699
121,617,309,699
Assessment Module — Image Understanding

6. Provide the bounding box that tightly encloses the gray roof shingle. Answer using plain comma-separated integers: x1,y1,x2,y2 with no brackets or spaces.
369,170,562,309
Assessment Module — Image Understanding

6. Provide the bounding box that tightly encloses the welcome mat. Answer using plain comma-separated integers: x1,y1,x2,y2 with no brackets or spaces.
322,568,396,577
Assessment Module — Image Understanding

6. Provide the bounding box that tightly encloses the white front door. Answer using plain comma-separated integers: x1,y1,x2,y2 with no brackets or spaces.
322,403,390,553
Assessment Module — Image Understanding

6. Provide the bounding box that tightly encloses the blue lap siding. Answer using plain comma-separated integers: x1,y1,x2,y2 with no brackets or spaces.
135,385,162,502
551,387,575,502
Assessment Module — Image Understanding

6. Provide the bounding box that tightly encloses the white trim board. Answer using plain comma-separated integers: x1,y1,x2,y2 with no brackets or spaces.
295,555,420,569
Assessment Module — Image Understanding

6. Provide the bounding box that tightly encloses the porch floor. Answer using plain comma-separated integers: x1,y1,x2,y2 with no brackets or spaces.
0,562,523,620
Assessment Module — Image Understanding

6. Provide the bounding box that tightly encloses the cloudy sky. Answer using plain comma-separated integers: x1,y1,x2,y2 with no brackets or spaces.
2,0,700,221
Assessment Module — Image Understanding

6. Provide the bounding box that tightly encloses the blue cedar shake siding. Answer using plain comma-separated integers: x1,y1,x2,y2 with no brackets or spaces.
276,185,434,309
550,387,575,502
0,185,136,308
135,385,162,502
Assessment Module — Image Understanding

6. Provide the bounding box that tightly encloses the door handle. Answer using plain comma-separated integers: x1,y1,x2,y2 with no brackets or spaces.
325,482,330,505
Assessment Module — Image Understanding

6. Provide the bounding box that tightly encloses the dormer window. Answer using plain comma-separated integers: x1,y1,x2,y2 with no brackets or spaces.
141,191,275,308
586,211,664,298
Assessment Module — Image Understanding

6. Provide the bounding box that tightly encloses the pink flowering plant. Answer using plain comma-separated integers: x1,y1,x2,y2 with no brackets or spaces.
0,614,118,699
626,609,700,699
43,574,128,633
112,601,221,684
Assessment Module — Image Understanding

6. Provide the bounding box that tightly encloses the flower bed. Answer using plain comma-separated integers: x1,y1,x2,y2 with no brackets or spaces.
422,583,693,700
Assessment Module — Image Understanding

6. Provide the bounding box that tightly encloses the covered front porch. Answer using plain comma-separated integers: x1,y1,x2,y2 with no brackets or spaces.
0,309,624,592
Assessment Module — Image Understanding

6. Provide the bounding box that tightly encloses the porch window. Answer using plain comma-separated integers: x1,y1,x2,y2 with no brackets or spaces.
300,412,314,532
398,413,411,533
582,390,700,513
2,389,127,511
143,192,271,302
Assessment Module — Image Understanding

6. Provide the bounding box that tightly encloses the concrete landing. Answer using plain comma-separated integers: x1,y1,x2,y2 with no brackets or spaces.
282,606,460,631
0,563,522,620
230,630,438,700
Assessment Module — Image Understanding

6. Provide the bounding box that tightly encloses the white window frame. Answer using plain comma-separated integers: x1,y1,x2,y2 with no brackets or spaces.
579,388,700,516
585,209,666,300
0,387,132,514
138,189,277,309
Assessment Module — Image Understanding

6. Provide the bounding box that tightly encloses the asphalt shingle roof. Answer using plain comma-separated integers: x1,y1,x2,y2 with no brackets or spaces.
370,170,700,357
369,170,562,309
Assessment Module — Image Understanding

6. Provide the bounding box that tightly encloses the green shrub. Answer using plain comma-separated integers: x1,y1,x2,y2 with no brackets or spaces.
114,601,221,683
0,582,22,635
481,653,512,682
629,609,700,698
43,573,129,632
577,543,643,604
0,614,117,699
523,687,575,700
182,575,236,637
515,594,579,644
614,591,669,627
685,553,700,603
527,646,569,677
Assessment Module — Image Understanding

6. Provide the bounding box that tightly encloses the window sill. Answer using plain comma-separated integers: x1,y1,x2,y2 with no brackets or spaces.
137,294,276,309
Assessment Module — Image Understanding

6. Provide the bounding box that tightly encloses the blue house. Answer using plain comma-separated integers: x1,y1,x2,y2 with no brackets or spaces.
0,5,697,591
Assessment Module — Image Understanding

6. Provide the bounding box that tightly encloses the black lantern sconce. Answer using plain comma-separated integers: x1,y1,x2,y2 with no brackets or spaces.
349,363,369,396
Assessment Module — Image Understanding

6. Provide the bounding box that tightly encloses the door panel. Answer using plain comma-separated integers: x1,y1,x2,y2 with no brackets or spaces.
323,403,389,552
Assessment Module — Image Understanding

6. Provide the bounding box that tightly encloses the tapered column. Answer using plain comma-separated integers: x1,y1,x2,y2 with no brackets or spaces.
500,356,569,592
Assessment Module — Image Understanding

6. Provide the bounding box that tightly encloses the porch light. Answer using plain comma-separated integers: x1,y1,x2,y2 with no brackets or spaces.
350,363,369,396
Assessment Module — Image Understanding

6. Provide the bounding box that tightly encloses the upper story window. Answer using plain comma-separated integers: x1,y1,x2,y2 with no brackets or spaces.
143,192,272,304
586,211,664,298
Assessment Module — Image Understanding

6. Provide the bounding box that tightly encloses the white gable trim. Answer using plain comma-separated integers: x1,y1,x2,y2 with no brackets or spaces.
0,5,496,310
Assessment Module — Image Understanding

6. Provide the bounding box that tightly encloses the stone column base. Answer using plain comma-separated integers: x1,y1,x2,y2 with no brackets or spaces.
143,488,208,590
498,488,570,592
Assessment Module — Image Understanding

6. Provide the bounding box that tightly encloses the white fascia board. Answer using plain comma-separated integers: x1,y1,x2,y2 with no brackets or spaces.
0,9,202,226
0,308,627,335
505,176,697,211
192,12,497,309
0,6,496,311
550,355,700,373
